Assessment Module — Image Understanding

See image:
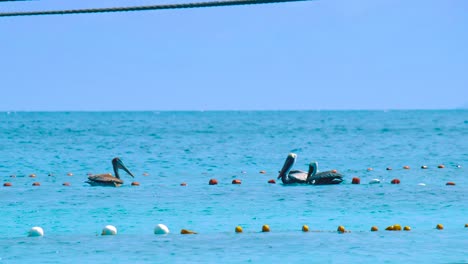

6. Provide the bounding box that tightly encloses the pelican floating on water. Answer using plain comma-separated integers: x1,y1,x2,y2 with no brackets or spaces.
277,153,343,185
86,157,134,187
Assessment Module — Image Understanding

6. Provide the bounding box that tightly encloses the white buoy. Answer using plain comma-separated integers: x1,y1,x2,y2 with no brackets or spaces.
369,179,381,184
418,183,426,186
28,226,44,237
101,225,117,236
154,224,170,235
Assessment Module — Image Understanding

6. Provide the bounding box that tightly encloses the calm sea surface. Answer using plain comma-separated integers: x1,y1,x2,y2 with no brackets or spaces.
0,110,467,263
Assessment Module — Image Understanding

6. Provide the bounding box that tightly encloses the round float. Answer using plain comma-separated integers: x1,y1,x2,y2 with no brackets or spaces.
154,224,170,235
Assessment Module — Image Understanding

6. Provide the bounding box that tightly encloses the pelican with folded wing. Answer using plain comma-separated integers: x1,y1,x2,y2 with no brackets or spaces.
86,157,134,187
277,153,343,185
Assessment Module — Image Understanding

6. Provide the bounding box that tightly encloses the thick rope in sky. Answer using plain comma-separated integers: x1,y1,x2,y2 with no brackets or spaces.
0,0,311,17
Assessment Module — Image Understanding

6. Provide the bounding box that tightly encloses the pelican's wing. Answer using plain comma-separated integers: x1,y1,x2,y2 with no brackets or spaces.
288,170,308,183
309,171,343,185
88,173,124,184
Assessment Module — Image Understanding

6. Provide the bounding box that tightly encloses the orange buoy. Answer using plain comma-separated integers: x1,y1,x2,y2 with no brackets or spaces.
3,182,12,187
370,226,378,232
262,225,270,232
421,165,428,169
209,179,218,185
232,179,241,184
180,182,187,186
62,182,71,186
331,169,337,173
337,226,346,233
32,182,41,186
446,182,456,186
181,229,197,234
267,179,276,184
29,174,36,178
131,181,140,186
367,168,373,171
438,164,445,169
391,178,401,184
403,165,410,170
386,167,392,171
259,170,266,174
351,177,360,184
436,224,444,230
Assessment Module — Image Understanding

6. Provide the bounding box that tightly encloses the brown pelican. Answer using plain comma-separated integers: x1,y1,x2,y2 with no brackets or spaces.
307,160,343,185
277,153,343,185
277,153,308,184
86,157,134,187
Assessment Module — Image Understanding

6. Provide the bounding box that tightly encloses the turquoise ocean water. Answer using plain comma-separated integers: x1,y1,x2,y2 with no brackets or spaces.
0,110,467,263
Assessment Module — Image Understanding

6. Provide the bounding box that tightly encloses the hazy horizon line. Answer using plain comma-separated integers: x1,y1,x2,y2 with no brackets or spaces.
1,107,466,113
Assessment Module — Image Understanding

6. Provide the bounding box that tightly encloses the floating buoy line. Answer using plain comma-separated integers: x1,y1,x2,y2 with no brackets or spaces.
2,163,464,187
21,223,468,238
5,163,464,238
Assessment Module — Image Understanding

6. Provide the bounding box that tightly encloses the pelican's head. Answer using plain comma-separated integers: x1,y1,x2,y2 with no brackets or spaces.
112,157,134,179
277,153,297,179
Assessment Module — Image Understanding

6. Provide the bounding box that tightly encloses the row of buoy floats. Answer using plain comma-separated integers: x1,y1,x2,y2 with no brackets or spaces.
1,179,460,187
5,163,463,179
2,163,463,187
350,177,457,186
26,223,468,237
1,178,461,187
372,164,459,170
1,181,141,187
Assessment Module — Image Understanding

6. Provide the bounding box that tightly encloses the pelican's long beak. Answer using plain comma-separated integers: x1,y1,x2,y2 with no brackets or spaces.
277,153,297,179
112,157,134,178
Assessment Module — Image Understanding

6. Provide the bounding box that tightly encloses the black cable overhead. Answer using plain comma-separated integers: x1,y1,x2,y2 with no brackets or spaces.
0,0,311,17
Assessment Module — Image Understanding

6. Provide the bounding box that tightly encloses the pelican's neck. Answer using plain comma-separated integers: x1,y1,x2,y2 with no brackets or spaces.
308,161,318,178
113,162,121,179
278,154,296,182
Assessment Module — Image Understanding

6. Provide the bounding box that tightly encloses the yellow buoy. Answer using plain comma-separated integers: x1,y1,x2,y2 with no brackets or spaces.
403,226,411,231
436,224,444,230
262,225,270,232
302,225,309,232
337,226,346,233
235,226,243,233
370,226,378,232
465,224,468,228
393,224,402,231
385,225,394,231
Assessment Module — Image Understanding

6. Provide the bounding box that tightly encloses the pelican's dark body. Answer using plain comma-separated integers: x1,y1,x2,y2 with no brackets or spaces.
278,153,343,185
86,157,134,187
307,170,344,185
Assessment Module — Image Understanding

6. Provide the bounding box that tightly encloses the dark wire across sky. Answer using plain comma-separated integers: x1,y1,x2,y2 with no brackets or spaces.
0,0,311,17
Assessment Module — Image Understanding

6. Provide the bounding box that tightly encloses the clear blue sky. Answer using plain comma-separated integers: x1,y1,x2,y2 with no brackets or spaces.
1,0,467,111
